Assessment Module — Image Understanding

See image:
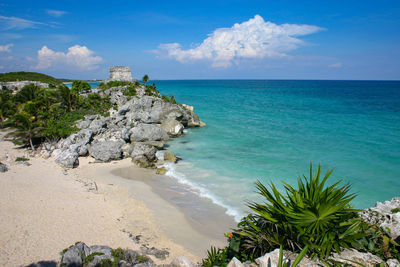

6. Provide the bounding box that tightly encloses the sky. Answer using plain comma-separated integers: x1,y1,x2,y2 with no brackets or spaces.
0,0,399,80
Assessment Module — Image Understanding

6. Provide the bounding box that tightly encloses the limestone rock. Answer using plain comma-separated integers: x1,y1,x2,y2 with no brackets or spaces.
86,245,114,267
122,143,134,158
227,257,245,267
360,197,400,240
171,256,195,267
387,259,400,267
88,140,124,162
255,249,281,267
60,242,90,267
164,152,178,163
0,162,8,172
131,143,157,168
89,116,107,134
161,119,184,137
330,249,384,267
55,149,79,168
130,123,169,142
156,167,167,175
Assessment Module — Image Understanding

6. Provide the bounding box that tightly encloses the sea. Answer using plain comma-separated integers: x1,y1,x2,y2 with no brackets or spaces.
82,80,400,221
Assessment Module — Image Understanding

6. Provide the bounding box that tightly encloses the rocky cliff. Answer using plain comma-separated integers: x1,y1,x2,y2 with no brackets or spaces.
40,84,204,169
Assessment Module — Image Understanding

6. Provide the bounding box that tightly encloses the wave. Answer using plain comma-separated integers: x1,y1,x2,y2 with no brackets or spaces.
156,151,244,222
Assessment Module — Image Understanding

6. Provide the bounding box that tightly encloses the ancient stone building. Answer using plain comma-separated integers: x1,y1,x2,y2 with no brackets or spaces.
103,66,135,83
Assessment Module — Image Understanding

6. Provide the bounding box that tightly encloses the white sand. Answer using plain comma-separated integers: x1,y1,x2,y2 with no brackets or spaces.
0,131,203,266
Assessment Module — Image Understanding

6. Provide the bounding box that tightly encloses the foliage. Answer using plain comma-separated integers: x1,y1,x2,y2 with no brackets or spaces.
1,80,112,149
142,74,149,85
202,163,400,265
99,80,132,89
71,80,91,94
123,84,137,96
15,157,29,162
162,94,177,104
391,208,400,214
0,71,62,87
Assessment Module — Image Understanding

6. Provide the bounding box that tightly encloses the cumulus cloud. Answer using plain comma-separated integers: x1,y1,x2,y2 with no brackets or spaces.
0,43,13,53
156,15,323,67
36,45,103,70
46,9,68,17
0,15,46,30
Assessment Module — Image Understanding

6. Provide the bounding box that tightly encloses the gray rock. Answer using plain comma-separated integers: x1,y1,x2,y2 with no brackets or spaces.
144,141,165,150
227,257,245,267
256,249,323,267
88,141,124,162
360,197,400,240
161,119,184,137
0,162,8,172
387,259,400,267
85,245,114,267
330,249,384,267
122,143,134,158
55,149,79,168
141,246,169,260
89,116,107,134
76,119,91,129
60,242,90,267
255,249,281,267
171,256,195,267
129,123,169,142
131,143,157,161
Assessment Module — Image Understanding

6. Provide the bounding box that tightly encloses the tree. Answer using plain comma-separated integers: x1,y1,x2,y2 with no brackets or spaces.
71,80,91,94
5,112,42,150
142,74,149,85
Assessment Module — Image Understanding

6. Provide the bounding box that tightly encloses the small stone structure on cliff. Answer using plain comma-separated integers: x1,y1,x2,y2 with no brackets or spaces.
103,66,135,83
1,81,49,91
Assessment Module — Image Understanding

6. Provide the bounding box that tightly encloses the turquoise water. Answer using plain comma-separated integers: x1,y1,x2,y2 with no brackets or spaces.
64,82,99,89
153,80,400,220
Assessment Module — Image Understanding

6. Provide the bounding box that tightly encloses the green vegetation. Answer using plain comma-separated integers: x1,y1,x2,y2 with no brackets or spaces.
15,157,29,162
98,80,132,90
1,82,112,149
0,72,62,87
391,208,400,214
82,252,104,265
142,74,149,85
136,255,149,263
71,80,91,94
202,163,400,266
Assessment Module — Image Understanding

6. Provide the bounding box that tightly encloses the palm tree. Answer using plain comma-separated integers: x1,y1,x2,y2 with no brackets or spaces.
5,112,42,150
142,74,149,85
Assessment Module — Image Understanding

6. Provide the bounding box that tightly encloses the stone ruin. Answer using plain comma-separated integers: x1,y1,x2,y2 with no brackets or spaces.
103,66,135,83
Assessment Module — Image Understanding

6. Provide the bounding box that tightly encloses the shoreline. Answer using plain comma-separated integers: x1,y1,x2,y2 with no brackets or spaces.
0,131,234,266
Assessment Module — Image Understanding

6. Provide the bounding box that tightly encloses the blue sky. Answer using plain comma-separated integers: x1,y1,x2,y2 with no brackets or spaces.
0,0,399,80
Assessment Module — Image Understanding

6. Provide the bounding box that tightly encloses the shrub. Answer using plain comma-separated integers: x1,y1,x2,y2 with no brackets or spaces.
71,80,91,94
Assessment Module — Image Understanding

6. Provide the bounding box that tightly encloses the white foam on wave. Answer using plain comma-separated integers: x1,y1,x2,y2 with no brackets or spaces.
158,161,244,222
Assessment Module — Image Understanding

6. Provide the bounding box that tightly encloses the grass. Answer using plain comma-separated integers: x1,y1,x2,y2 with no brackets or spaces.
391,208,400,214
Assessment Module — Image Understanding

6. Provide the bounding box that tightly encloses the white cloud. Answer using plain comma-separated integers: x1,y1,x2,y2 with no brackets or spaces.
156,15,323,68
46,9,68,17
36,45,103,71
329,62,342,68
0,43,13,53
0,15,46,30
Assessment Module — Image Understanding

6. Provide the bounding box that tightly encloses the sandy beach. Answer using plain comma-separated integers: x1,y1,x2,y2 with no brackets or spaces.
0,130,234,266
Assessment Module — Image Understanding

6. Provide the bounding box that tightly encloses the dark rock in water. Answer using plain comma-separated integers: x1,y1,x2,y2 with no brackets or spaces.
88,140,125,162
184,148,193,151
179,141,189,144
163,152,179,163
156,167,167,175
0,162,8,172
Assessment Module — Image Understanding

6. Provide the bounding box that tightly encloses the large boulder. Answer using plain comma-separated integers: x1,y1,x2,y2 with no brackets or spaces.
88,140,125,162
131,143,157,168
330,248,384,266
161,119,184,137
89,116,107,134
171,256,196,267
55,149,79,168
60,242,90,267
129,123,169,142
67,128,93,156
227,257,245,267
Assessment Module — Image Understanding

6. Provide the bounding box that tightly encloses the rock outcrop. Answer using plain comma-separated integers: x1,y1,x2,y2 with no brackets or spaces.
49,84,203,169
360,197,400,241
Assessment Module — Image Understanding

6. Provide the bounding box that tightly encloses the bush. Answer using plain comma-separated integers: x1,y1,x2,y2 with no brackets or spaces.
71,80,91,94
202,163,400,265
